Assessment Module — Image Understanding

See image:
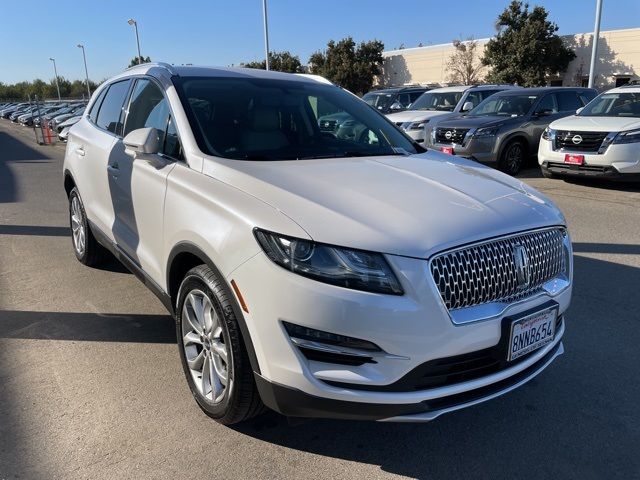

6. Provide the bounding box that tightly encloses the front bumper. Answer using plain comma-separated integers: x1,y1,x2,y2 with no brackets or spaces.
228,248,571,420
255,338,564,421
538,138,640,180
431,136,500,163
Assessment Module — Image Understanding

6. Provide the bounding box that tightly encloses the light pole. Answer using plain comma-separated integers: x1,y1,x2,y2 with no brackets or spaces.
77,44,91,98
127,18,143,65
262,0,270,70
588,0,603,89
49,57,61,101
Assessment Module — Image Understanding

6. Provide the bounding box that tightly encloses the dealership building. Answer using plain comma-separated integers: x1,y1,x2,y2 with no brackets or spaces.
380,27,639,90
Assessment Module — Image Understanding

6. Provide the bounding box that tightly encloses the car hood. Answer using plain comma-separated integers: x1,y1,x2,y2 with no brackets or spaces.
214,152,565,258
550,115,640,132
386,110,451,123
436,114,516,130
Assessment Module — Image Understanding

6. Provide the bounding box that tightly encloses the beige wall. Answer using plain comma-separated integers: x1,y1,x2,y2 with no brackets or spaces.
381,28,639,90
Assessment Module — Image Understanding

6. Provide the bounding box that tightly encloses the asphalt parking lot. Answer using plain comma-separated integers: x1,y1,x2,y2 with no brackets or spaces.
0,120,639,480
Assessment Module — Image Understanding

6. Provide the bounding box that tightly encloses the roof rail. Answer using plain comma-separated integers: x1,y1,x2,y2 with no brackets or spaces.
125,62,177,76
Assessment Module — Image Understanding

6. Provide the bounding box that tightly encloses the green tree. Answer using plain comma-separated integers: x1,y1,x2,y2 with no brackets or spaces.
128,56,152,68
446,37,485,84
242,51,304,73
482,1,575,86
309,37,384,95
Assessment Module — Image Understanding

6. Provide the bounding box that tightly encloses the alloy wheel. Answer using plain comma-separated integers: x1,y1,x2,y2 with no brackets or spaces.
181,289,231,404
505,143,524,174
70,196,86,256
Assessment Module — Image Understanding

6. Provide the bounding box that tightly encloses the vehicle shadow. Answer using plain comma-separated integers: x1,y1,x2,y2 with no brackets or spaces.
232,245,640,479
0,131,51,203
0,310,175,343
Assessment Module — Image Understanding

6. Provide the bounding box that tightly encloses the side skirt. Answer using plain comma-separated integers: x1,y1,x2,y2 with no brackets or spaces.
88,220,174,316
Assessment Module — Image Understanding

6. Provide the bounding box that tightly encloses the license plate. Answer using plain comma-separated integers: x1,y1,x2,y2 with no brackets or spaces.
508,306,557,361
440,146,454,155
564,153,584,165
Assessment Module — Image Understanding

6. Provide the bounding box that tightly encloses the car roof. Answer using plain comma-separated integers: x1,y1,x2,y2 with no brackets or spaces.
493,87,595,96
119,62,334,87
604,85,640,94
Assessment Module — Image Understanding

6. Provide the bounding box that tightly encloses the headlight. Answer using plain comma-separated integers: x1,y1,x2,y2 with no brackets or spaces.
473,126,499,138
612,128,640,144
542,127,556,141
407,120,429,130
254,229,403,295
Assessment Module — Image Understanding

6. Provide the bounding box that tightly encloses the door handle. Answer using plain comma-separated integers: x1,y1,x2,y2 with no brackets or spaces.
108,162,119,171
75,147,85,157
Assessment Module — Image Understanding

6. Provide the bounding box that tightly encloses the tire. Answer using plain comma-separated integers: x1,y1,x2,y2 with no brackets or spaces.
68,187,108,266
176,265,264,424
498,140,526,175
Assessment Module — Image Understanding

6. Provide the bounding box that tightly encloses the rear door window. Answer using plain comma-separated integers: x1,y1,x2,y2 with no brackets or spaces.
88,88,108,123
95,79,132,135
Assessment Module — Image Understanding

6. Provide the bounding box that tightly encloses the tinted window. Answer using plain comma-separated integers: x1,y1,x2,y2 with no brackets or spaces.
408,91,424,103
396,93,411,107
124,79,170,136
556,91,582,111
536,94,558,114
88,88,108,123
96,80,131,135
175,77,418,160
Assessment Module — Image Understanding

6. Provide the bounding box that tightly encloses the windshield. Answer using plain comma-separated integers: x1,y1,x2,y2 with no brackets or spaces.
409,91,464,111
361,92,396,111
174,77,419,160
469,94,537,117
579,92,640,117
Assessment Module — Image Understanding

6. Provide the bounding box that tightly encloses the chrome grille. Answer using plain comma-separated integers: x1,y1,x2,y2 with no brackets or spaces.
435,128,469,145
555,130,608,152
430,228,566,310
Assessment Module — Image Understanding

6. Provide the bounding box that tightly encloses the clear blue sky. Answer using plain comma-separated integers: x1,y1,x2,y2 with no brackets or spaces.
0,0,638,84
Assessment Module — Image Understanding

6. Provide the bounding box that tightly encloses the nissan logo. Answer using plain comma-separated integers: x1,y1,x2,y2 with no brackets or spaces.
513,244,530,289
444,130,453,140
572,134,583,145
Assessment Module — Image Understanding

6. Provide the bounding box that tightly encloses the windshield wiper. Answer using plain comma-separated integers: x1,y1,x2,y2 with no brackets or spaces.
297,151,405,160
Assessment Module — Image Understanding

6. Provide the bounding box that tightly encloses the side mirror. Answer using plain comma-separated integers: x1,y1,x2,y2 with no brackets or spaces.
576,107,584,115
123,127,161,157
461,101,474,112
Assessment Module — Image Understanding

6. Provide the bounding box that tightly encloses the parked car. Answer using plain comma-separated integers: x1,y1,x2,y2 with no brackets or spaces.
47,105,85,129
362,86,430,114
64,63,572,424
538,84,640,181
57,115,82,140
430,87,598,174
1,103,28,118
387,85,521,144
19,105,62,126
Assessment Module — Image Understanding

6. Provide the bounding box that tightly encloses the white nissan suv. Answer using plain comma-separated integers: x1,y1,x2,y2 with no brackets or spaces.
63,63,572,424
539,84,640,180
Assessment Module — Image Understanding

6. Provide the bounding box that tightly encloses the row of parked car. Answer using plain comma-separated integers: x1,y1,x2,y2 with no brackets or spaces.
356,83,640,180
0,100,86,141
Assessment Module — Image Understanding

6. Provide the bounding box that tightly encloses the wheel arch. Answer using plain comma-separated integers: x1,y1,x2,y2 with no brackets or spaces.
167,241,261,374
63,169,76,198
499,133,530,159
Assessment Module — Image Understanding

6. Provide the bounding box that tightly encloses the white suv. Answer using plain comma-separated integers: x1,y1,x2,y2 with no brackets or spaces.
386,85,520,144
539,84,640,180
63,63,572,424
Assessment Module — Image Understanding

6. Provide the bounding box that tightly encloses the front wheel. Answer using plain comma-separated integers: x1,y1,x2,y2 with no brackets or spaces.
176,265,264,424
498,141,526,175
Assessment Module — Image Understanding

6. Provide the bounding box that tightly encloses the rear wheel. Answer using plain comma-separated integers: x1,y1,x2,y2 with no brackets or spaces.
176,265,264,424
68,187,108,266
498,140,526,175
